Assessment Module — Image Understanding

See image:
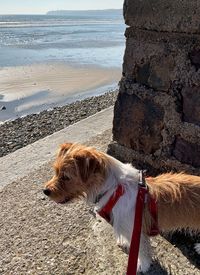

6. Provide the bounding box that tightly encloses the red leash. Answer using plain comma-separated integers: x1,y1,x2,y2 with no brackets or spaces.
97,172,159,275
126,184,148,275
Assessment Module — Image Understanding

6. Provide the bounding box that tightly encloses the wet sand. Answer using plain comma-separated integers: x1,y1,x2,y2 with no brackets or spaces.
0,63,121,122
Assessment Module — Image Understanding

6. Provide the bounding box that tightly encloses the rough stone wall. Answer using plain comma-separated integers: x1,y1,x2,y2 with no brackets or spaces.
108,0,200,175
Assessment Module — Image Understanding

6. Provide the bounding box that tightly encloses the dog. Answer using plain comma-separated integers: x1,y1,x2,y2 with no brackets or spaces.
44,142,200,273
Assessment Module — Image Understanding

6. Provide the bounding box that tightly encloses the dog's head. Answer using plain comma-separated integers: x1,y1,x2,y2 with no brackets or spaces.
43,143,107,204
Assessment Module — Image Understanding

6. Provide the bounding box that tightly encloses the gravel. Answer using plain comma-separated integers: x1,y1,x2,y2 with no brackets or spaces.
0,90,118,157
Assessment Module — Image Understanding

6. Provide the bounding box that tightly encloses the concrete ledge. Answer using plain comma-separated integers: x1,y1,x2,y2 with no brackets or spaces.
0,107,113,190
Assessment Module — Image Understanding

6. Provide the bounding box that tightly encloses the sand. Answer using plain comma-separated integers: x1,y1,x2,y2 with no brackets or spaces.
0,63,121,122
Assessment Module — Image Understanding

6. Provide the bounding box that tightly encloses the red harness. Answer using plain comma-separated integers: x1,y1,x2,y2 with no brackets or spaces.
97,176,159,275
97,184,125,223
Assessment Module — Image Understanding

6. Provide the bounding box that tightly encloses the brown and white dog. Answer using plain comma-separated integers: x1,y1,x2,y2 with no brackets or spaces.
44,142,200,273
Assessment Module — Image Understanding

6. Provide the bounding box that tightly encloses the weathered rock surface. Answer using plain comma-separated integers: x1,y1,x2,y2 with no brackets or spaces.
110,0,200,174
124,0,200,34
182,86,200,125
113,92,164,154
173,137,200,168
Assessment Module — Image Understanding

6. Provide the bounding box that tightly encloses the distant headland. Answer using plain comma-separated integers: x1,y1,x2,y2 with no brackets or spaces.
46,9,122,16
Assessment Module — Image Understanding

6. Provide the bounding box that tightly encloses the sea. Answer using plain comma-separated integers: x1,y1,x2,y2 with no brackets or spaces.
0,10,125,68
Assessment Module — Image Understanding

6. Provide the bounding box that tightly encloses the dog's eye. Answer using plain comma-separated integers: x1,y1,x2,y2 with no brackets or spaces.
60,173,70,181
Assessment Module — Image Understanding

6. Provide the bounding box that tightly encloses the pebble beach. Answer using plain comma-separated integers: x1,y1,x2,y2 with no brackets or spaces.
0,90,118,157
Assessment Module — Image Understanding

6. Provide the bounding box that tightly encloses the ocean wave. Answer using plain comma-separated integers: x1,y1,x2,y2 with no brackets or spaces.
0,20,122,28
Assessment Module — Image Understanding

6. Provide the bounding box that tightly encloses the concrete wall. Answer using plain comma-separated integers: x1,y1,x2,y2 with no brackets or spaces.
109,0,200,175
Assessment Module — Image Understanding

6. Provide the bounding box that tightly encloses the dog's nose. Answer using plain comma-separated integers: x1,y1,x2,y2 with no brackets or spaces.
43,188,51,196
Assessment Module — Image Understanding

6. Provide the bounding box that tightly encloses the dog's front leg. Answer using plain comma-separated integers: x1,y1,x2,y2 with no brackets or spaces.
137,233,152,273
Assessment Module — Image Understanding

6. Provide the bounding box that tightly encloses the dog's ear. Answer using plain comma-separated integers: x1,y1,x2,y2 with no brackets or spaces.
75,154,101,182
58,143,73,156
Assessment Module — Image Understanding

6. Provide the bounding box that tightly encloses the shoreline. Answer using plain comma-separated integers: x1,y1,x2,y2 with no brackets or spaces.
0,63,121,122
0,90,118,158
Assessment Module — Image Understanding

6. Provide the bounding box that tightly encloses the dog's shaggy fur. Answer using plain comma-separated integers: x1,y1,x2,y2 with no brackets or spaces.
44,143,200,272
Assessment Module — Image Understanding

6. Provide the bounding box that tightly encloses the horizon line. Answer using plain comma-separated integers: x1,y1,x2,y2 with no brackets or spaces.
0,8,122,16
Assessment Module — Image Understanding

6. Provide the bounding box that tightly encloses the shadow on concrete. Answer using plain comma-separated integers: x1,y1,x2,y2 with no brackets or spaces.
140,260,168,275
165,231,200,270
120,245,168,274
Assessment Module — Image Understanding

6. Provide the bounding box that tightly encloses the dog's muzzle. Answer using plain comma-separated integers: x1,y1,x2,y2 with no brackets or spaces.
43,188,51,196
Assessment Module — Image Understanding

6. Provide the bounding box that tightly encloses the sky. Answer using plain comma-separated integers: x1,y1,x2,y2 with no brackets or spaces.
0,0,123,14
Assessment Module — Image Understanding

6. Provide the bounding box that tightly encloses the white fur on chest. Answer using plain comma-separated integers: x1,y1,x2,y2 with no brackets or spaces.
93,156,140,246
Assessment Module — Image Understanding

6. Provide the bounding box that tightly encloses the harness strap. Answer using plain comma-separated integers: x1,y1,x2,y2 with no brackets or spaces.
148,195,159,236
97,185,125,223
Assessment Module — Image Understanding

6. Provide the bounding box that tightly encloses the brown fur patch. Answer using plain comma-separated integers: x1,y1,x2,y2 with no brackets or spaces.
144,173,200,232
